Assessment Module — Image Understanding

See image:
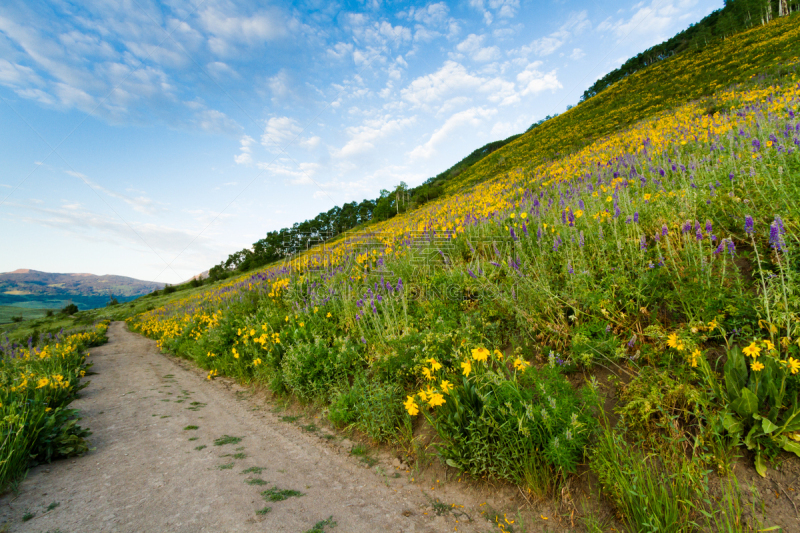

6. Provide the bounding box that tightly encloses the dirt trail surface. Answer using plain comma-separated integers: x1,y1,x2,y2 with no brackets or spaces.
0,322,495,533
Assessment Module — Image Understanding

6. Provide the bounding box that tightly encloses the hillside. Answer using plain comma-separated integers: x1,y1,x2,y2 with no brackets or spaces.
119,12,800,530
0,269,164,310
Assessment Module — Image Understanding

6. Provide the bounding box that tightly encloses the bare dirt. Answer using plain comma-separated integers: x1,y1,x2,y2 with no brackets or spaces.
0,322,544,533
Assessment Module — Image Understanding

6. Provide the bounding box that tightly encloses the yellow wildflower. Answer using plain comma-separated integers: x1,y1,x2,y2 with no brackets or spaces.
751,360,764,372
440,380,453,393
404,395,419,416
667,332,680,349
742,342,761,358
762,340,775,351
471,347,489,362
513,358,529,371
427,358,442,371
494,349,503,360
461,360,472,377
326,312,332,318
422,367,434,381
787,357,800,375
428,393,446,407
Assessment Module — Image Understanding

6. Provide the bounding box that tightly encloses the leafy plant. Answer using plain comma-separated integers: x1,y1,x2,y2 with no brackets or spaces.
701,344,800,476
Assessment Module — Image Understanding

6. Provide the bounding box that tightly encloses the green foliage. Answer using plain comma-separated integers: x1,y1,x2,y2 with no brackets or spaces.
701,345,800,476
590,420,706,532
261,486,304,502
426,362,599,496
329,376,408,442
61,303,78,315
281,336,364,401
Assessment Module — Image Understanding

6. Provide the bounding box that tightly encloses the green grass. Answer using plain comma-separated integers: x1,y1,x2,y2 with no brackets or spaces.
194,445,207,451
183,425,198,430
213,435,242,446
304,516,336,533
256,506,272,516
246,478,267,486
217,463,234,470
261,486,304,502
241,466,265,475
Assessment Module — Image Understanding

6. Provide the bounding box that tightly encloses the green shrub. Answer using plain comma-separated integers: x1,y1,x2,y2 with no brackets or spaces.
281,336,364,401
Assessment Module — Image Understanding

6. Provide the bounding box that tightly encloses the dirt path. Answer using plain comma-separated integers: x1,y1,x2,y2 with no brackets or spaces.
0,322,496,533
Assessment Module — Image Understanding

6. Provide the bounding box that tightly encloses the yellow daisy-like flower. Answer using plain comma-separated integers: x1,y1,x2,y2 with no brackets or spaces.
751,360,764,372
742,342,761,358
762,340,775,351
574,209,584,218
404,395,419,416
520,212,527,219
440,380,453,394
422,367,434,381
427,393,446,407
285,315,289,322
427,358,442,371
494,349,503,360
36,377,49,389
471,347,489,362
513,358,529,371
509,213,515,219
253,358,262,366
643,193,652,201
461,360,472,377
326,312,332,318
690,349,701,368
299,322,305,327
667,332,680,349
314,306,318,313
787,357,800,375
417,390,429,402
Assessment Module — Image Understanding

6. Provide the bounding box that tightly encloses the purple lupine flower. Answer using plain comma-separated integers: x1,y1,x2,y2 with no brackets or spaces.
490,261,501,267
713,242,724,255
662,224,669,237
522,222,528,236
682,220,692,233
752,138,761,151
726,239,736,256
654,232,661,242
659,168,665,177
744,215,754,235
537,227,542,241
705,220,712,233
567,261,574,274
578,199,585,210
728,172,735,181
770,216,786,251
614,205,621,219
634,212,639,224
553,236,561,252
627,334,637,348
640,235,647,250
510,227,518,241
626,215,632,224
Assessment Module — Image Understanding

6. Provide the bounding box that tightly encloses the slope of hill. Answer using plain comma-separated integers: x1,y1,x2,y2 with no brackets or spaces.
0,269,164,310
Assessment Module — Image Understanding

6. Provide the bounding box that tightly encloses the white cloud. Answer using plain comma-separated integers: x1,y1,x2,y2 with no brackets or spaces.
468,0,519,25
199,7,290,57
399,3,450,26
196,109,241,134
409,107,496,159
512,10,590,58
234,135,255,165
517,62,562,96
597,0,700,48
570,48,586,60
401,61,483,106
456,34,501,62
336,115,416,158
261,116,319,152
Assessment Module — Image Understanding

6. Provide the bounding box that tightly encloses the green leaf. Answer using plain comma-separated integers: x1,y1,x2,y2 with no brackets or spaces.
754,453,767,477
724,347,747,398
732,388,759,418
722,412,743,436
445,458,458,468
783,441,800,458
761,418,779,434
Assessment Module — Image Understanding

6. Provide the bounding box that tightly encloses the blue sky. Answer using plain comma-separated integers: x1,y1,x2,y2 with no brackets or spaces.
0,0,720,283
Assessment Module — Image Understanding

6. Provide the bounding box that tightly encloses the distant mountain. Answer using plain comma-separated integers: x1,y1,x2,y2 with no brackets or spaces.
0,269,165,310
